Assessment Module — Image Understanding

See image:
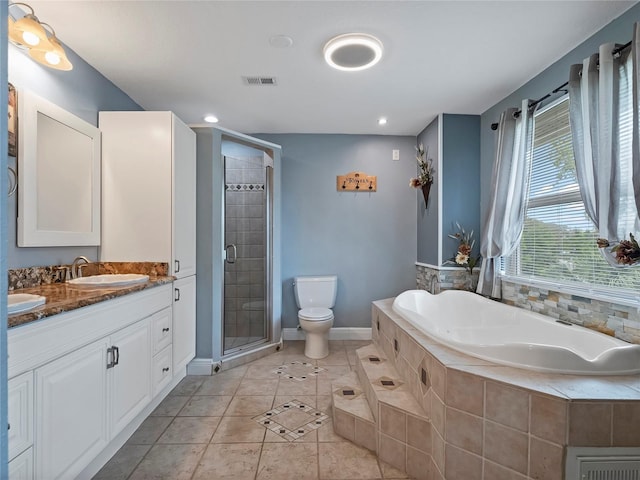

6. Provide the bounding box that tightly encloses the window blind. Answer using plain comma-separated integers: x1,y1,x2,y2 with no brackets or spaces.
504,95,640,293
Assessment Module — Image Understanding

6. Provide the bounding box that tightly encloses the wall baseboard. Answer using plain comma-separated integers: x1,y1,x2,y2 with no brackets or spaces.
282,327,372,341
187,358,214,375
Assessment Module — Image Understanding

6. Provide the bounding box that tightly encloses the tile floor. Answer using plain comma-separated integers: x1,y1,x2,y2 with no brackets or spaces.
94,340,412,480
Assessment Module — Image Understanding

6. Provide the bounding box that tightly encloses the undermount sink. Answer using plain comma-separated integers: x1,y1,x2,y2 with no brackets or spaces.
8,293,46,314
68,274,149,287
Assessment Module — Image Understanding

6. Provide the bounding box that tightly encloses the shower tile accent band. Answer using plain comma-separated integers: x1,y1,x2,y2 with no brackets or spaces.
225,183,265,191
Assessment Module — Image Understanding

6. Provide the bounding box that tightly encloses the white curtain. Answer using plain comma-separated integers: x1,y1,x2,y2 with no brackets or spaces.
477,99,535,298
569,39,640,254
633,23,640,221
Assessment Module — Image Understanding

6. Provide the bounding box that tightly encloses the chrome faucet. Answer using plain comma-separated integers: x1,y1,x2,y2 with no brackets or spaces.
71,256,91,279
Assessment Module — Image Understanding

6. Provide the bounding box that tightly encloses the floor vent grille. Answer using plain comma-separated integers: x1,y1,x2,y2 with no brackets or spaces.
581,461,640,480
567,448,640,480
242,76,277,86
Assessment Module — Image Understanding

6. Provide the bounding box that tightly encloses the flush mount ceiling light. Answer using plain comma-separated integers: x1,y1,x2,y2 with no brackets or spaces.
8,2,73,71
378,117,387,125
323,33,383,72
204,115,219,123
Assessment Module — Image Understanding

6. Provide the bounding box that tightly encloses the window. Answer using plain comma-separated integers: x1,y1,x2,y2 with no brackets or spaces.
503,97,640,296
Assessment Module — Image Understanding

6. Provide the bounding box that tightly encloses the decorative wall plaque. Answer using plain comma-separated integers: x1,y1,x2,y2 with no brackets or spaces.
336,171,377,192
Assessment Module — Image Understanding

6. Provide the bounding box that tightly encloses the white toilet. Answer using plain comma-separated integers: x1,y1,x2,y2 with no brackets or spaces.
294,275,338,359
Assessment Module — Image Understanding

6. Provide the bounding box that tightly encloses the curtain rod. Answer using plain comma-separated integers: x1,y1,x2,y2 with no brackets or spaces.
490,40,632,131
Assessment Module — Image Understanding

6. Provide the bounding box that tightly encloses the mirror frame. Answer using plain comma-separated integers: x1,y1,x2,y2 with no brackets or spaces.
17,89,101,246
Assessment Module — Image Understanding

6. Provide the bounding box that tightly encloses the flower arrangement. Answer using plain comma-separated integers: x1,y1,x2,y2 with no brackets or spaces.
409,143,435,188
596,234,640,266
448,222,481,275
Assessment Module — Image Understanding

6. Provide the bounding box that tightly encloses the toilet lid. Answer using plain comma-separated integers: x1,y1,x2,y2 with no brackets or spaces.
299,307,333,321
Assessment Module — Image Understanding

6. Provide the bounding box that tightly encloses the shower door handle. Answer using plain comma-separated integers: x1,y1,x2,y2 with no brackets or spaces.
225,244,237,264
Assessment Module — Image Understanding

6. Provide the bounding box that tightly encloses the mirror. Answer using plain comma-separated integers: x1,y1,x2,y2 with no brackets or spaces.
17,89,101,246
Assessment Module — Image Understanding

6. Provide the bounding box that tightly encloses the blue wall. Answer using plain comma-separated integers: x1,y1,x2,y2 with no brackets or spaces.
480,3,640,221
254,134,417,329
7,41,141,269
442,114,481,262
416,114,481,266
416,117,439,265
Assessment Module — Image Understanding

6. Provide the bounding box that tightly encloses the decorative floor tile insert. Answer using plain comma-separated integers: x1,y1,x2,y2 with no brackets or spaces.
272,361,325,381
366,355,385,364
374,376,403,391
333,385,363,400
252,400,329,441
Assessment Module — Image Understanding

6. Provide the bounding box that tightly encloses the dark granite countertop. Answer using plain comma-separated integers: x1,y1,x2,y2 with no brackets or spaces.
7,262,174,329
8,276,174,328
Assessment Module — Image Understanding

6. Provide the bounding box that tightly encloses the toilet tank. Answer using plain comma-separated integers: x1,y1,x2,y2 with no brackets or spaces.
294,275,338,309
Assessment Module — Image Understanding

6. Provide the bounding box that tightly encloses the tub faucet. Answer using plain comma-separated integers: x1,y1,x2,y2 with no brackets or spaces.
71,256,91,279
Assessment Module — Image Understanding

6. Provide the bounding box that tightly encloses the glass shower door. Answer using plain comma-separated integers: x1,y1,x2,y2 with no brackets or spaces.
223,154,270,354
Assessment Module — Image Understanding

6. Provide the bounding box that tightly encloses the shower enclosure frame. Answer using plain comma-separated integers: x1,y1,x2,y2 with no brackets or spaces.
192,126,281,370
222,149,273,355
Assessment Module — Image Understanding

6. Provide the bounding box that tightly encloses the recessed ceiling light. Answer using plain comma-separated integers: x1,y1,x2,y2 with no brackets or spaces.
378,117,387,125
204,115,219,123
323,33,383,72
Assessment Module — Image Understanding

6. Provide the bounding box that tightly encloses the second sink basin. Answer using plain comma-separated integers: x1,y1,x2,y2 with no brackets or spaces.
8,293,46,314
68,273,149,287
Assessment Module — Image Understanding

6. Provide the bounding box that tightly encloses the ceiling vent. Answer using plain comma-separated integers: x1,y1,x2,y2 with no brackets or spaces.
242,76,277,86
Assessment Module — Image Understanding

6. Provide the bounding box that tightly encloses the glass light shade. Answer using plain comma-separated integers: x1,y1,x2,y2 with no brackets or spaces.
29,36,73,71
8,14,49,47
323,33,383,72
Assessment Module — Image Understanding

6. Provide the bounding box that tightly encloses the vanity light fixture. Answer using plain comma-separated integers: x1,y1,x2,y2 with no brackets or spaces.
323,33,383,72
204,115,219,123
8,2,73,71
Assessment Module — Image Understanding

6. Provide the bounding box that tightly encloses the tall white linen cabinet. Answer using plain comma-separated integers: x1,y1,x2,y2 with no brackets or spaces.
99,111,197,374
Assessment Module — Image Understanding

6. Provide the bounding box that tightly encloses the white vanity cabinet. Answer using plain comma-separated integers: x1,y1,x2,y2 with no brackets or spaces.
173,275,196,372
99,111,197,279
99,111,197,377
7,285,180,480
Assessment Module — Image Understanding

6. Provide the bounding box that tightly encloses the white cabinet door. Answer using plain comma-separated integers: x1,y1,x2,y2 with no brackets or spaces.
35,339,109,480
99,111,172,264
172,115,197,278
9,447,33,480
8,371,33,461
109,319,152,437
173,276,196,372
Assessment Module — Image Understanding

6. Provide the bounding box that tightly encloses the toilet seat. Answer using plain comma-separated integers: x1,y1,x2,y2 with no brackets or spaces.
298,307,333,321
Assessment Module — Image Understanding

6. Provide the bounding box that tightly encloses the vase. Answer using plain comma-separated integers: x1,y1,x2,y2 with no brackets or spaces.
421,182,432,206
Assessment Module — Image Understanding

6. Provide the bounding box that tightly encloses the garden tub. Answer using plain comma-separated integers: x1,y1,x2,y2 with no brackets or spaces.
392,289,640,375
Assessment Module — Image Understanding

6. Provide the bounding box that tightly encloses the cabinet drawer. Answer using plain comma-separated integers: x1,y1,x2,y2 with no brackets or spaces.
151,307,172,355
8,371,33,461
9,447,33,480
153,345,173,396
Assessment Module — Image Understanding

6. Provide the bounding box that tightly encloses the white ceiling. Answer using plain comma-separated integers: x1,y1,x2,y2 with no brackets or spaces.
23,1,636,135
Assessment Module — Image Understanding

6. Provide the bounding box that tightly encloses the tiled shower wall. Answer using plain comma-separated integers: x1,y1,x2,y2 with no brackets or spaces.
415,265,640,344
224,156,266,342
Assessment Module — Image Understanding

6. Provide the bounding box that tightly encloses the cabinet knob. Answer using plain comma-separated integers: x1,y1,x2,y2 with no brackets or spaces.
162,327,170,333
162,367,170,373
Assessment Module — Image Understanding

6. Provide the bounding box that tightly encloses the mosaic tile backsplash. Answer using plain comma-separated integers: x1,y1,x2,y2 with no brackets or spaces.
9,262,169,291
502,280,640,344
